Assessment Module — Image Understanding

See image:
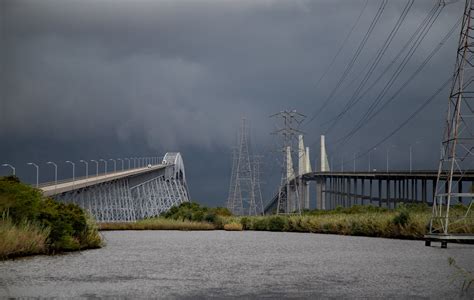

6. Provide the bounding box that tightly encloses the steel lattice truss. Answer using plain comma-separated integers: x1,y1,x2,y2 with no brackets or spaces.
431,0,474,235
53,153,190,222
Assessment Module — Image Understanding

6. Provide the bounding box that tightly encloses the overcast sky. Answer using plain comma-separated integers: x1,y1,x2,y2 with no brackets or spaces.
0,0,464,207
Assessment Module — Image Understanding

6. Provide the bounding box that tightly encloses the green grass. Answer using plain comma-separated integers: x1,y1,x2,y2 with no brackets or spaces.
99,218,215,231
220,204,473,239
101,202,473,241
0,216,50,259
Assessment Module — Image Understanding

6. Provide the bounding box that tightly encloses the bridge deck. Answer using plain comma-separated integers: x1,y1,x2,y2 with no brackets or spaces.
41,165,166,196
303,170,474,180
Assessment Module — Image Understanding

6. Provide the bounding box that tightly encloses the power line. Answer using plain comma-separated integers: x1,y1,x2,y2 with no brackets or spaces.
333,76,451,170
307,0,388,124
323,0,414,133
334,8,458,149
312,0,369,90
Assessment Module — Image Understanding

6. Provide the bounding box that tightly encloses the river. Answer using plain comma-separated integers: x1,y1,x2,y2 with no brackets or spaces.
1,231,473,298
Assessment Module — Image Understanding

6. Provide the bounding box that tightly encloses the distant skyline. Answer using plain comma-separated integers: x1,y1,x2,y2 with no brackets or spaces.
0,0,465,206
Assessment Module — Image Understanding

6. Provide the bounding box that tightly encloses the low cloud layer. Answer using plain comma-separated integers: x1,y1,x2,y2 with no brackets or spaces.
0,0,464,205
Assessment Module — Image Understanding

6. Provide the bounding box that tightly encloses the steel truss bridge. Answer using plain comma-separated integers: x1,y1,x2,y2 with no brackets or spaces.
40,152,190,222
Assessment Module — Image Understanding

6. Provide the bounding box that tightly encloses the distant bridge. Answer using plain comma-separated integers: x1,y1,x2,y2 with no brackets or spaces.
264,170,474,215
40,152,190,222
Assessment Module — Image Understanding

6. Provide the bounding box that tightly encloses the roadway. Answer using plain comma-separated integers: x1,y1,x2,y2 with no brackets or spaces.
41,165,166,196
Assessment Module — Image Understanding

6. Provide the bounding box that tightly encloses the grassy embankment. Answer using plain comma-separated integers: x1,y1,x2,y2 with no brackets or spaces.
0,176,103,260
101,202,473,240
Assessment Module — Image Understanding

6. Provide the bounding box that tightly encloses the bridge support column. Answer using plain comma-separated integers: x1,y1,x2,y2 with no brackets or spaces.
386,179,390,208
378,179,382,207
369,179,373,205
421,179,426,203
316,178,326,210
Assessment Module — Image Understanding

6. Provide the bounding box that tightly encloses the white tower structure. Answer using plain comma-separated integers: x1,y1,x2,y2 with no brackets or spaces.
298,135,312,210
316,135,330,210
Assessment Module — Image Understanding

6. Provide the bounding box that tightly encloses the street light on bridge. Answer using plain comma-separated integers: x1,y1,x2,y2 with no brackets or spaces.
90,160,99,177
353,153,356,172
65,161,75,187
109,159,116,173
117,158,124,171
1,163,15,175
368,148,377,172
124,158,130,170
99,159,107,175
27,162,39,187
386,145,397,173
79,160,89,179
409,140,422,173
46,161,58,191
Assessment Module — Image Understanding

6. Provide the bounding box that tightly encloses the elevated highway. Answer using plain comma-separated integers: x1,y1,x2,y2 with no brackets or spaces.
40,152,190,222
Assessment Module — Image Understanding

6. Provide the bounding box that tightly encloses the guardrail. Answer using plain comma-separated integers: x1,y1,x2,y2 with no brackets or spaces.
36,163,164,188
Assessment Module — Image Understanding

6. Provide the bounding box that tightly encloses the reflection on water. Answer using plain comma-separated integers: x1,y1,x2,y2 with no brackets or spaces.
1,231,473,298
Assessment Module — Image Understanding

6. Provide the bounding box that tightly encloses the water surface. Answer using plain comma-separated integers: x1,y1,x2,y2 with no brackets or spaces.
1,231,473,298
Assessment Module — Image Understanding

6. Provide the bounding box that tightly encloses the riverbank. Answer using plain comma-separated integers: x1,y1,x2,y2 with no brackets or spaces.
100,203,474,240
100,218,215,231
0,176,103,260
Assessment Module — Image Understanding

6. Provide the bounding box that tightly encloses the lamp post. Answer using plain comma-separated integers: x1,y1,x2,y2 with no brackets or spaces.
109,159,117,173
124,158,130,170
353,153,356,172
46,161,57,191
131,157,136,169
368,148,377,172
386,145,397,173
80,160,89,179
1,164,15,175
99,159,107,175
65,161,75,186
27,162,39,187
90,160,99,177
341,156,344,172
409,141,422,173
118,158,124,171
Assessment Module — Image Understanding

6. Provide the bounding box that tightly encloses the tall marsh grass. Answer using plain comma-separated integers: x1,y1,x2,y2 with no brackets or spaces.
0,217,49,259
99,218,215,231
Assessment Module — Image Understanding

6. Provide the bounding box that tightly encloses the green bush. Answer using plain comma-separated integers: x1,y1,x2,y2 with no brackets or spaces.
0,176,43,222
0,176,102,255
268,216,287,231
240,217,251,230
162,202,232,226
253,218,268,231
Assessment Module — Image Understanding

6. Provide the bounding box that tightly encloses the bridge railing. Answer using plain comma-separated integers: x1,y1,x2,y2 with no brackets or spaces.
37,161,164,188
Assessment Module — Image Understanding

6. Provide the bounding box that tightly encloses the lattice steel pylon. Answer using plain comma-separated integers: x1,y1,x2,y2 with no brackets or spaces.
252,155,265,215
227,118,258,215
428,0,474,243
271,110,306,214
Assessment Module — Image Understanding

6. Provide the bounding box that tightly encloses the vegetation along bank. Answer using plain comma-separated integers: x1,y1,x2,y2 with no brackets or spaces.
0,176,103,260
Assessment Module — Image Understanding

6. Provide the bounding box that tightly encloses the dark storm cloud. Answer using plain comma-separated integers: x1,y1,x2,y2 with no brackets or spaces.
0,0,464,205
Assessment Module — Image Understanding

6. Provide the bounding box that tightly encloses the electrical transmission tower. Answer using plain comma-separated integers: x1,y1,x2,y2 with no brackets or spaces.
227,118,262,215
252,155,265,215
271,110,306,214
429,0,474,243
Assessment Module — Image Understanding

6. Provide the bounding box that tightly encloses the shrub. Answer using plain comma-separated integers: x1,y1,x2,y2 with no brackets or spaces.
0,176,43,222
0,176,103,256
240,217,251,230
253,218,268,231
393,210,411,227
267,216,287,231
